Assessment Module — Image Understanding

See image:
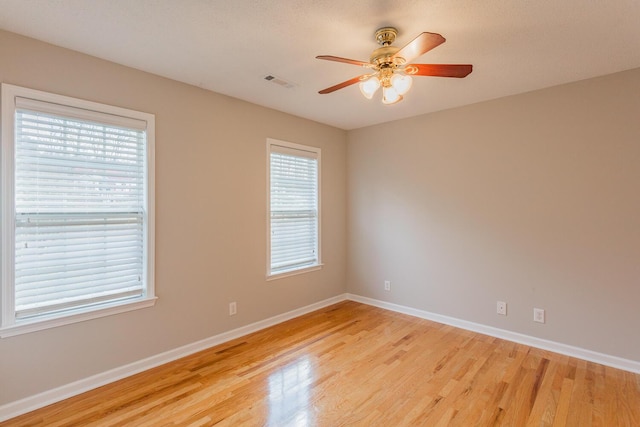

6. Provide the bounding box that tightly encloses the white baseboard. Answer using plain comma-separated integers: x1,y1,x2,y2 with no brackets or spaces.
0,293,348,422
347,293,640,374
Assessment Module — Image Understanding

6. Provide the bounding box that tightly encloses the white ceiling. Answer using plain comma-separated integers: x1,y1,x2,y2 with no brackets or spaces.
1,1,639,130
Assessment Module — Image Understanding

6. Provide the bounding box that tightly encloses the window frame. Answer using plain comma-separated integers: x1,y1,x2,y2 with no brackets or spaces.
266,138,322,280
0,84,156,338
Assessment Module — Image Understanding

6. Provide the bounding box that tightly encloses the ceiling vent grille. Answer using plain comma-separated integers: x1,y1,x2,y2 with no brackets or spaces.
264,74,297,89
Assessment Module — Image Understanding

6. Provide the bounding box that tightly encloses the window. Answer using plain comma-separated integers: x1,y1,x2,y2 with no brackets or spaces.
267,139,321,278
1,84,155,337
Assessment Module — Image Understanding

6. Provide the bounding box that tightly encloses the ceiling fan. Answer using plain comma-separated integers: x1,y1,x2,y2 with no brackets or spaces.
316,27,472,105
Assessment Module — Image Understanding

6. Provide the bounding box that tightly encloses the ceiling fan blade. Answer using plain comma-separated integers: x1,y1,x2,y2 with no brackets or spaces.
392,32,446,63
405,64,473,78
318,75,367,94
316,55,374,68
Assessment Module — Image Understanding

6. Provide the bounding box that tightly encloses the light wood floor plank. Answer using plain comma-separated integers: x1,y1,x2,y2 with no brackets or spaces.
2,301,639,426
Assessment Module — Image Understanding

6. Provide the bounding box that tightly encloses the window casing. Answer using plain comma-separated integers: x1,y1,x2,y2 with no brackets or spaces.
267,139,321,278
1,84,155,337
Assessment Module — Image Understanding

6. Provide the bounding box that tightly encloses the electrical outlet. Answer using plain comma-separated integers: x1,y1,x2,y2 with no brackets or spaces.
533,308,545,323
496,301,507,316
229,302,237,316
384,280,391,291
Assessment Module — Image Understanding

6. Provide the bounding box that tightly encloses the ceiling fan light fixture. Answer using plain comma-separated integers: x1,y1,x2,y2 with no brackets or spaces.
317,27,472,106
382,85,402,105
390,73,413,95
359,76,381,99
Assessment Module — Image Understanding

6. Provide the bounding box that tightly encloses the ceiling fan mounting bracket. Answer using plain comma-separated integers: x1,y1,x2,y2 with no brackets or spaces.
374,27,398,46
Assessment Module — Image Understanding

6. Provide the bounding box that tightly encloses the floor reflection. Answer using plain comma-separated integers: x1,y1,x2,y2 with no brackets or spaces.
267,355,315,426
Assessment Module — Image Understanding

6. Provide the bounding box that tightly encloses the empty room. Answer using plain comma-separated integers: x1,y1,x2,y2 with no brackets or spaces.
0,1,639,426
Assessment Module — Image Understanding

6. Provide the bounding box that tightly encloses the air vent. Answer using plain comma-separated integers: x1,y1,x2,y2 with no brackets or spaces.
263,74,297,89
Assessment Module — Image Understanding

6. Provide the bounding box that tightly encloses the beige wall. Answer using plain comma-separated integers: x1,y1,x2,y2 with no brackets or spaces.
0,30,347,404
347,68,640,361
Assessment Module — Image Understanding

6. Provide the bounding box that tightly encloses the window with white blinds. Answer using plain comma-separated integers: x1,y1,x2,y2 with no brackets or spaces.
267,139,321,277
1,84,155,336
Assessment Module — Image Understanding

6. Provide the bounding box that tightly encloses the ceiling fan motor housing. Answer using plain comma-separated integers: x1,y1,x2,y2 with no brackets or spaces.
370,46,402,67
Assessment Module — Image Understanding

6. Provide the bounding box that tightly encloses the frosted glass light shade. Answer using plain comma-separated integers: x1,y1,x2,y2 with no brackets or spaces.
382,86,402,104
391,73,413,95
359,76,381,99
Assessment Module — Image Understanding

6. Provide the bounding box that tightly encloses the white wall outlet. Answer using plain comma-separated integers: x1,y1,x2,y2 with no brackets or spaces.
496,301,507,316
384,280,391,291
229,301,237,316
533,308,545,323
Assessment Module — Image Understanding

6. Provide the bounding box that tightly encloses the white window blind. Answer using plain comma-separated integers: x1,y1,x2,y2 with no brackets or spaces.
269,142,320,276
13,98,147,319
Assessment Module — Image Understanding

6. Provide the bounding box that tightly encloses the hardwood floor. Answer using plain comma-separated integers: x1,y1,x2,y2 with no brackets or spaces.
3,301,640,426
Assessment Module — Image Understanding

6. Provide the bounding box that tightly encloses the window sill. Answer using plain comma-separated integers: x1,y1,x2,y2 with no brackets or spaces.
266,264,324,281
0,296,158,338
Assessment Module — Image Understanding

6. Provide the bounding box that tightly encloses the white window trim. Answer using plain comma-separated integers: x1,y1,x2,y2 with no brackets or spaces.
266,138,322,280
0,84,156,337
